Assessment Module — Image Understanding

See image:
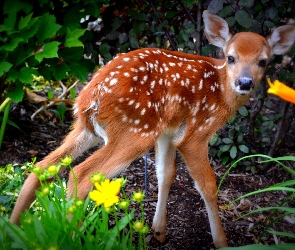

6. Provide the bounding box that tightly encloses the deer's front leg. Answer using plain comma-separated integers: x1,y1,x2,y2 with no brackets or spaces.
152,134,177,243
177,139,228,248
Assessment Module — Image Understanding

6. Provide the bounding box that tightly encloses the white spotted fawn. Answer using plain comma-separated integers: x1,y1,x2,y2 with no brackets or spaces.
11,10,295,248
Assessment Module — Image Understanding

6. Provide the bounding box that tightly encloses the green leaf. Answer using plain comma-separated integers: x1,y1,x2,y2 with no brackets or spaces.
99,42,110,57
35,41,61,62
220,144,231,152
267,231,295,239
235,10,252,28
0,37,24,51
65,28,86,48
18,13,33,30
112,17,124,30
129,37,139,49
238,106,248,116
0,62,13,77
7,82,24,103
47,91,54,100
51,61,70,81
239,145,249,153
36,13,62,42
230,146,237,159
222,138,233,144
210,134,219,146
239,0,254,7
166,10,176,18
4,0,32,14
207,0,224,13
19,67,38,84
7,69,19,81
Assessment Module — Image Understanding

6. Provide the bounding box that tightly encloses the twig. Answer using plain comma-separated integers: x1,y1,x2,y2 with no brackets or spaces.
31,79,79,120
268,95,291,157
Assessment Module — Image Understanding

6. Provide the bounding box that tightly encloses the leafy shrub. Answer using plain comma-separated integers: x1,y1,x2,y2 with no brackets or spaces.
219,154,295,249
0,0,106,103
0,157,148,249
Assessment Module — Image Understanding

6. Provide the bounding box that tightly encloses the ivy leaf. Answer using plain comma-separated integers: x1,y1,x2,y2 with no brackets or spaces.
36,13,62,42
51,62,70,81
235,10,252,28
19,67,38,84
230,146,237,159
35,41,60,62
7,81,24,103
18,13,33,30
0,37,23,52
0,62,13,77
65,28,86,48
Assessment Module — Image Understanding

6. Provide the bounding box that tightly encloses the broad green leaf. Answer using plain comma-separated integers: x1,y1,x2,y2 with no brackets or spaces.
59,47,84,61
0,62,13,77
0,37,23,51
7,82,24,103
4,0,32,14
222,138,233,144
220,243,295,250
7,69,19,81
35,41,60,62
207,0,224,13
219,6,234,17
220,144,231,152
99,42,110,57
210,134,219,146
36,13,62,42
239,0,254,7
129,37,139,49
239,145,249,153
230,146,237,159
166,11,176,18
235,10,252,28
126,9,148,21
51,61,70,81
112,17,124,30
18,13,33,30
19,18,39,42
69,62,90,81
106,30,120,41
238,106,248,116
225,17,236,27
19,67,38,84
65,28,86,48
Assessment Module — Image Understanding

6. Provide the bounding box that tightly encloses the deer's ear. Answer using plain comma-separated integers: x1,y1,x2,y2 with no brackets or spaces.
267,24,295,56
203,10,233,52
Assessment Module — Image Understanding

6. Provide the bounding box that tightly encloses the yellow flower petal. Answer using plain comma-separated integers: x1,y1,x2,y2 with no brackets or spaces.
267,78,295,104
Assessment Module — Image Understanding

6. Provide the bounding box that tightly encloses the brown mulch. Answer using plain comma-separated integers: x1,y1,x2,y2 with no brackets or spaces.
1,100,295,249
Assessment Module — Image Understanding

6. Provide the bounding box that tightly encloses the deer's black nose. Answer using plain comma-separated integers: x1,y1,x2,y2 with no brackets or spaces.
237,77,254,90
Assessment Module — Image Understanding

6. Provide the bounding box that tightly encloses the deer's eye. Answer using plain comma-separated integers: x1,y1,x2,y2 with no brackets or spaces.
228,56,235,64
259,60,267,67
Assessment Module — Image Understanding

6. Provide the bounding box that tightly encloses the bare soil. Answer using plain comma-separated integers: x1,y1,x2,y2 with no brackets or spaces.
1,100,295,249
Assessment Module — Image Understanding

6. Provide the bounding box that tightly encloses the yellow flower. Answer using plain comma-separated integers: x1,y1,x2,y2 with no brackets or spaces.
132,191,144,203
267,78,295,104
89,179,121,207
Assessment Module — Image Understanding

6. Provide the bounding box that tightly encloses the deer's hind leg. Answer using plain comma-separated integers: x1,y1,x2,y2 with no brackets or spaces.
10,121,102,224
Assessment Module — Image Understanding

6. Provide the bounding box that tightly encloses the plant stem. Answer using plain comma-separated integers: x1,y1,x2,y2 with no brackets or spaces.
0,98,11,150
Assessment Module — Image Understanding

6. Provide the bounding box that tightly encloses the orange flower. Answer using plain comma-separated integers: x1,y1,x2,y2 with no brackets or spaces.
267,78,295,104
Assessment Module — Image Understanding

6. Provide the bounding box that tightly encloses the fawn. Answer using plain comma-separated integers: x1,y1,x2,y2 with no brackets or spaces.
10,10,295,248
